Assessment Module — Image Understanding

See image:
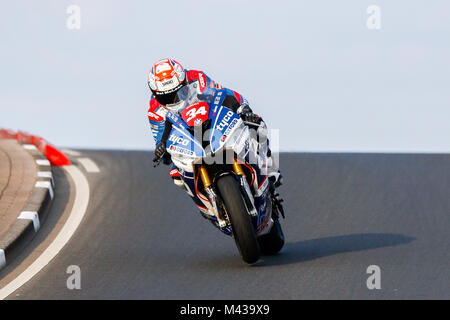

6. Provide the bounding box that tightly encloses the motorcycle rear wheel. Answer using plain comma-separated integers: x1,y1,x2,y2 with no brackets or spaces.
216,175,260,264
257,218,285,255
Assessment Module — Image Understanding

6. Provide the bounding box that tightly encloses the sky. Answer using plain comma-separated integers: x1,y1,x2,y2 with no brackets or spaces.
1,0,449,152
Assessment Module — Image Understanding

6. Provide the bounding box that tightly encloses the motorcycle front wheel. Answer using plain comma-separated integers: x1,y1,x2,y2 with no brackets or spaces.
216,175,260,264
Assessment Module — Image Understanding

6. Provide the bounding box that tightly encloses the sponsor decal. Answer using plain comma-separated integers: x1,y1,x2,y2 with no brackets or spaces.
219,118,239,144
223,118,239,136
170,145,194,156
161,79,174,87
217,111,234,131
169,134,190,146
166,111,179,122
213,91,223,106
148,111,163,122
180,102,209,127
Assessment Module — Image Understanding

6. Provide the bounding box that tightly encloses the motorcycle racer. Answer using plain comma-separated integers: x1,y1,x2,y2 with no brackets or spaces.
147,58,282,190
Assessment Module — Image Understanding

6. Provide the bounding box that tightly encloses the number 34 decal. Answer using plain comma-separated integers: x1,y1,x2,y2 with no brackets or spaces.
181,102,209,126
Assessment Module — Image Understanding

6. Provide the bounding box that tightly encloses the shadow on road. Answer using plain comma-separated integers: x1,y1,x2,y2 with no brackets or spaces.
255,233,415,267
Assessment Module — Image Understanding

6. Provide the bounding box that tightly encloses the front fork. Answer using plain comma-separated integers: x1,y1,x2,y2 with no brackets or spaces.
233,160,258,217
198,165,226,228
198,158,258,229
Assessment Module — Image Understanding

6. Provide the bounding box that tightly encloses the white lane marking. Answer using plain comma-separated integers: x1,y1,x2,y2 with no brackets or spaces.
61,149,81,156
23,144,37,150
18,212,40,232
36,159,51,166
0,165,90,300
0,250,5,269
78,158,100,173
35,181,54,199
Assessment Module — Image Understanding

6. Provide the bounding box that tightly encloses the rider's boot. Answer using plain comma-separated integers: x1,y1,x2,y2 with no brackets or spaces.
169,167,185,189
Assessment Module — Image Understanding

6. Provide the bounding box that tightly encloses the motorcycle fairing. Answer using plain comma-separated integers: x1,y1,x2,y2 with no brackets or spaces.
209,105,241,154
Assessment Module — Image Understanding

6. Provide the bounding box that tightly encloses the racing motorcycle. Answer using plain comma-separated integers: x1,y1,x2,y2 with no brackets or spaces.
155,81,285,264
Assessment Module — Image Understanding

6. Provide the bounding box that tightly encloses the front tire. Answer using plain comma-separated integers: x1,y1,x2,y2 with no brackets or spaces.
216,175,260,264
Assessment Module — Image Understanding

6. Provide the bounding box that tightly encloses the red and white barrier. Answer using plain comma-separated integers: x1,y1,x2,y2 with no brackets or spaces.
0,128,71,166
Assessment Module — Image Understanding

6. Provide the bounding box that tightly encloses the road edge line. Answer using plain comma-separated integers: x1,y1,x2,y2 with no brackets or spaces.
0,165,90,299
0,143,55,272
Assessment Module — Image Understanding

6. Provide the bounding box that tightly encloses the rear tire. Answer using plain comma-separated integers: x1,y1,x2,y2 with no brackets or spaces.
216,175,260,264
258,218,285,255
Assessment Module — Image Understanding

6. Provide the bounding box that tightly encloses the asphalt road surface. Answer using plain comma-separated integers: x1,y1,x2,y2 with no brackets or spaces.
1,151,449,299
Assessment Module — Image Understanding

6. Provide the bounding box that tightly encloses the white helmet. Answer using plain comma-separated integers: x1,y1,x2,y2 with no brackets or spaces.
148,58,186,105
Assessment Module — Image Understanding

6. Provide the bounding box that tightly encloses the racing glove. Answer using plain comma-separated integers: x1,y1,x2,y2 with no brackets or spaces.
240,112,261,125
154,142,166,159
153,120,173,166
237,103,262,125
153,142,166,165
